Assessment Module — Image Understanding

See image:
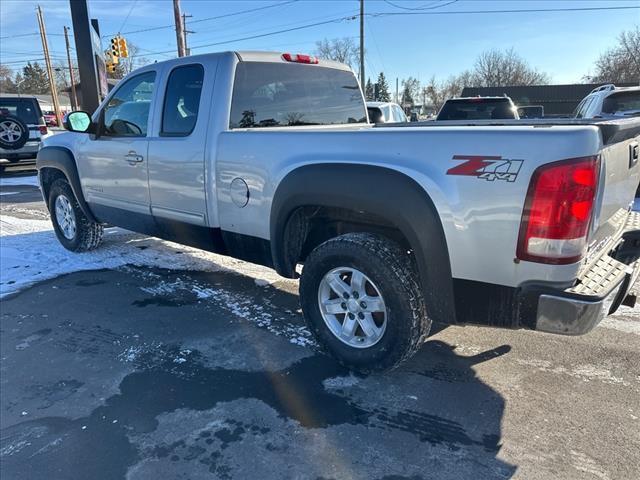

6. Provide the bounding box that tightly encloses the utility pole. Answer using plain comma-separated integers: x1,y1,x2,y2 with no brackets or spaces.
182,12,194,56
64,25,78,111
36,5,63,126
359,0,365,89
173,0,186,57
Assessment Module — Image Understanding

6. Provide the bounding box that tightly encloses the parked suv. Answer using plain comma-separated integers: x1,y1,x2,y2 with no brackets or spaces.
0,94,48,170
436,96,519,121
574,84,640,119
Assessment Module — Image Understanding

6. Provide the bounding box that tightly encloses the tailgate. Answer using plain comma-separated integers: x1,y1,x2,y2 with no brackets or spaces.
587,119,640,258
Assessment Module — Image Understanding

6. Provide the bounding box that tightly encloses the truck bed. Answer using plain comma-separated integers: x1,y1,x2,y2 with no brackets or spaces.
377,117,640,145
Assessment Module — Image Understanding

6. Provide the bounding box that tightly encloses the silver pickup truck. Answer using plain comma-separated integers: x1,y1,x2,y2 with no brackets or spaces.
37,51,640,371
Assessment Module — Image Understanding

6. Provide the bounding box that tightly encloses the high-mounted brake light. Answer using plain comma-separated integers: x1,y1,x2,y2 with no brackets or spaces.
516,156,600,265
282,53,319,64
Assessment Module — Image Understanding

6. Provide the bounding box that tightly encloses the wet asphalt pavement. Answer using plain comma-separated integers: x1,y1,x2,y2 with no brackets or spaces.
1,169,639,480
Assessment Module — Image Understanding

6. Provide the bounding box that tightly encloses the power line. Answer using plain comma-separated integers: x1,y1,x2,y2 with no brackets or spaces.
1,58,47,65
101,0,298,38
369,4,640,17
118,0,138,34
128,14,358,59
0,32,40,39
382,0,458,11
185,8,359,47
188,0,298,26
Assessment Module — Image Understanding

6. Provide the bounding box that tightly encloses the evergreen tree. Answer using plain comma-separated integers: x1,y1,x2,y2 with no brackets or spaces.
376,72,390,102
401,84,414,106
21,62,49,94
365,78,374,100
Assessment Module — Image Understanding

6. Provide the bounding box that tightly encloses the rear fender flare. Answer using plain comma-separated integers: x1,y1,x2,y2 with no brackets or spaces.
270,163,456,324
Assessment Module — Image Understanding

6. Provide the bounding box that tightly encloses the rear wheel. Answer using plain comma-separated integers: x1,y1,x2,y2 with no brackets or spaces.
300,233,430,372
48,178,103,252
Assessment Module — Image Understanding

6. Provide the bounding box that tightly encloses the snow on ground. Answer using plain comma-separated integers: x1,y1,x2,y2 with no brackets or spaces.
0,215,282,298
0,213,313,347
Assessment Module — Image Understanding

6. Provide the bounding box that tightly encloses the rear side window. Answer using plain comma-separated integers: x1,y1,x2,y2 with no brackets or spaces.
602,91,640,114
162,64,204,136
0,98,41,124
230,62,366,128
438,99,516,120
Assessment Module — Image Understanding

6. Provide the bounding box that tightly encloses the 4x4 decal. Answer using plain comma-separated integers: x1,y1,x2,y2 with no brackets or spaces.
447,155,523,182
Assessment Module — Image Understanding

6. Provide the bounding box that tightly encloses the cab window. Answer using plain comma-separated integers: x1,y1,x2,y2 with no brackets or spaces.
161,64,204,136
102,71,156,137
230,62,366,128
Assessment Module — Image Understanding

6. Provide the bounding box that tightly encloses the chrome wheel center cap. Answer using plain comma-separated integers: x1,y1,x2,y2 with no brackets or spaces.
347,299,360,313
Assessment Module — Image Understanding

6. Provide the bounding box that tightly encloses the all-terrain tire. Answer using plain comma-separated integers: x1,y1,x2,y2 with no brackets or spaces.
300,232,430,372
48,178,103,252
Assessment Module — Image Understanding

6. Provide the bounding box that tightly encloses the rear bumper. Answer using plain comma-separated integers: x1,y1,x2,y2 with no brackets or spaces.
528,210,640,335
0,142,40,162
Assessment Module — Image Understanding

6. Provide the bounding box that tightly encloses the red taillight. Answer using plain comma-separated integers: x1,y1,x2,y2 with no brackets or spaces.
516,156,599,264
282,53,319,64
39,125,48,135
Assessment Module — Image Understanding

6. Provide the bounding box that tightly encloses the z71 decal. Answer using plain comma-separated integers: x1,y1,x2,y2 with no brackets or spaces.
447,155,523,182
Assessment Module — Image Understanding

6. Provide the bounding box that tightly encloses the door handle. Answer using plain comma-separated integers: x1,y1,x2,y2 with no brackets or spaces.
124,151,144,165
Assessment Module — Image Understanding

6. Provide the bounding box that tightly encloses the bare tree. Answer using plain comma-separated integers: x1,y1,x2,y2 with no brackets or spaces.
53,60,70,93
315,37,360,72
471,48,549,87
586,26,640,84
423,72,473,112
0,64,16,92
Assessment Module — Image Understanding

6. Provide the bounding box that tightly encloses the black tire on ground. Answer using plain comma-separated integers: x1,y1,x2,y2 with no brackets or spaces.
0,115,30,150
48,178,103,252
300,232,430,372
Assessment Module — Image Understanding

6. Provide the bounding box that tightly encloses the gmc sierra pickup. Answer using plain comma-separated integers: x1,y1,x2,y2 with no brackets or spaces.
37,51,640,371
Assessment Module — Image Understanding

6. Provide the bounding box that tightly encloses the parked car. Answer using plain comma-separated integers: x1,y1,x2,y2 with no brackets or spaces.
437,96,519,121
43,110,58,127
366,101,408,123
517,105,544,119
37,51,640,371
0,94,48,171
574,84,640,119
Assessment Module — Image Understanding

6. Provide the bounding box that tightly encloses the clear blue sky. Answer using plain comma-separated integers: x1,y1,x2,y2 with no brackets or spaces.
1,0,639,86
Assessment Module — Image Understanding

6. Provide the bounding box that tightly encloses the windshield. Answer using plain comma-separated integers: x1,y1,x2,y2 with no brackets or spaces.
602,91,640,114
438,98,516,120
230,62,366,128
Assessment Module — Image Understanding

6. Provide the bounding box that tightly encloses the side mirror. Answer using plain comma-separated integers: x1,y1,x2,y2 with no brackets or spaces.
63,111,92,133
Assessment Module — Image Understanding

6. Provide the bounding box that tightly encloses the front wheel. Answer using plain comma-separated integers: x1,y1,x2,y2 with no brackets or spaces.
48,178,103,252
300,233,430,372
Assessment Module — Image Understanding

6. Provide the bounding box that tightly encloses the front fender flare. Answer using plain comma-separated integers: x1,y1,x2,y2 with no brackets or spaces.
37,146,97,222
271,163,455,324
